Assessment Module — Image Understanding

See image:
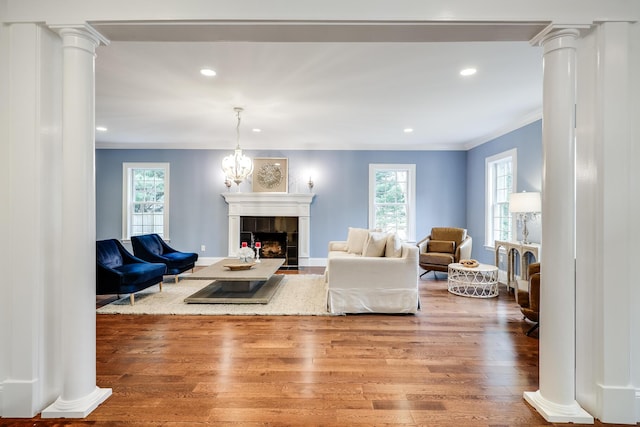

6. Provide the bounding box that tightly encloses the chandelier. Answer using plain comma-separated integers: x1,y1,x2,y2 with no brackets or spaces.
222,107,253,188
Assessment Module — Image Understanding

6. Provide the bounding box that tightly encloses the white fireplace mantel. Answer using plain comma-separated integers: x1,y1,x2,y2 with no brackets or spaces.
222,192,315,263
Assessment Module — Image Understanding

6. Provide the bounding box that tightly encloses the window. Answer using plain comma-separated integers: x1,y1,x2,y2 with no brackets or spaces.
485,149,517,247
122,163,170,240
369,164,416,241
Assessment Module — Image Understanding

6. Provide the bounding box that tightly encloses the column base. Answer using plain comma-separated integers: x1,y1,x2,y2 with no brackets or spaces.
41,386,112,418
524,390,594,424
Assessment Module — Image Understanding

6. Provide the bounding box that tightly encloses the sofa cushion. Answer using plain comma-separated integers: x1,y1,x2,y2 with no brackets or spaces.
346,227,369,254
427,240,456,254
363,232,387,257
420,252,455,266
116,262,166,285
164,251,198,265
328,250,359,260
329,241,348,252
385,233,403,258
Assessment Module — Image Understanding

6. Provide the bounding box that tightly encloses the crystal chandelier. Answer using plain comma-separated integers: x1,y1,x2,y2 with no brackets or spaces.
222,107,253,188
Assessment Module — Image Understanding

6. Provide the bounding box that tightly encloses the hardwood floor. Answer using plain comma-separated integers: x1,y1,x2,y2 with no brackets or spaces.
3,269,623,426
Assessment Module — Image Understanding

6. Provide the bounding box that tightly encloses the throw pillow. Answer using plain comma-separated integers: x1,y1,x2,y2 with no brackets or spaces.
362,231,388,257
428,240,455,254
346,227,370,255
385,233,403,258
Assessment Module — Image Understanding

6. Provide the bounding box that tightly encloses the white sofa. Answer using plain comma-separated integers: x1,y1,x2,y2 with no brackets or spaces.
326,228,420,314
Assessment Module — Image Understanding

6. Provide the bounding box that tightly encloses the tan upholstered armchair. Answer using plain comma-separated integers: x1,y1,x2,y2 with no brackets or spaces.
417,227,472,278
517,262,540,336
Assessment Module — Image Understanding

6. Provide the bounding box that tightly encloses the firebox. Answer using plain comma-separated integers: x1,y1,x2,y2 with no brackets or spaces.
240,216,298,265
254,232,287,258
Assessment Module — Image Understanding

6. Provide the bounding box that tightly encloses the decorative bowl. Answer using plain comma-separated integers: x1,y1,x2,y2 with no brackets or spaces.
224,263,256,271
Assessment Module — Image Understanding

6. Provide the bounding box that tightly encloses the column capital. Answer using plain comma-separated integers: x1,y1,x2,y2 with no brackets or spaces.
49,24,109,52
530,24,586,51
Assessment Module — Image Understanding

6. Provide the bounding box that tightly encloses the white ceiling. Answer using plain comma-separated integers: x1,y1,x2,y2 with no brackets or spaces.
94,22,545,151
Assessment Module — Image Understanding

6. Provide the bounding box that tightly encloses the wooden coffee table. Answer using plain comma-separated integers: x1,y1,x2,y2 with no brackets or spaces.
184,258,285,304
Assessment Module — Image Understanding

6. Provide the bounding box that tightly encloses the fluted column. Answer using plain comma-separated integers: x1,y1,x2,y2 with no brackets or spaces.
523,27,593,423
41,25,111,418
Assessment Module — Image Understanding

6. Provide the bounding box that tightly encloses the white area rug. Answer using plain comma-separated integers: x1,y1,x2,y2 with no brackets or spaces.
97,274,332,316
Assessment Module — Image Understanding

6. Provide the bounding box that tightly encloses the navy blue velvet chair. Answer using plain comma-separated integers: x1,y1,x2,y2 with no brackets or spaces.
131,234,198,283
96,239,167,305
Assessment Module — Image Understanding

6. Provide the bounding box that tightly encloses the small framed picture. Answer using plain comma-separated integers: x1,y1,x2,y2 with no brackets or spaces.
252,157,288,193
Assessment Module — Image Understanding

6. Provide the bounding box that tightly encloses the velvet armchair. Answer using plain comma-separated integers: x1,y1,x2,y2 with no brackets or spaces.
96,239,167,305
131,233,198,282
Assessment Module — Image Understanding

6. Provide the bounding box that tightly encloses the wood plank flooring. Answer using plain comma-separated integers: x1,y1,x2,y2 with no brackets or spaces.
2,268,622,426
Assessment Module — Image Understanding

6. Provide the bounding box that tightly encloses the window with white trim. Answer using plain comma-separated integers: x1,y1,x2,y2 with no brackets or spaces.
122,163,170,240
485,149,516,247
369,164,416,241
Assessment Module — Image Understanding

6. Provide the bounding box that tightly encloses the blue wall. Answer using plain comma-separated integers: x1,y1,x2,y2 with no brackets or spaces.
96,149,468,259
466,120,543,264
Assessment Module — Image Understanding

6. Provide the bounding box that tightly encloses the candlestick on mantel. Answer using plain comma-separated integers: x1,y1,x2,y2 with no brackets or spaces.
254,242,261,262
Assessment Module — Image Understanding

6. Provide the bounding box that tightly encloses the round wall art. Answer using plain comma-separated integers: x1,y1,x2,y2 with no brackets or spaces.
252,158,288,192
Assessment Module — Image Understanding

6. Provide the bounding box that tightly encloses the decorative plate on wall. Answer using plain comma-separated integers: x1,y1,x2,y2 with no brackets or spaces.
252,157,288,193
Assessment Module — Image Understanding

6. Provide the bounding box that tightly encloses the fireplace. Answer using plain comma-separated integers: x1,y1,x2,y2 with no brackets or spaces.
240,216,298,265
222,193,315,265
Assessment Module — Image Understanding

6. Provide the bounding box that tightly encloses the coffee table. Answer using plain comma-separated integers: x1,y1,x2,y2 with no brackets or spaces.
184,258,285,304
447,262,499,298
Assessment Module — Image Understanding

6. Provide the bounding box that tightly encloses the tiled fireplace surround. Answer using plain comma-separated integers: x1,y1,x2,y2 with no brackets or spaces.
222,193,315,266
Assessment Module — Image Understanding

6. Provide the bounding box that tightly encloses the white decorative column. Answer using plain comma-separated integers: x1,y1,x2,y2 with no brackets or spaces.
42,25,111,418
524,27,593,423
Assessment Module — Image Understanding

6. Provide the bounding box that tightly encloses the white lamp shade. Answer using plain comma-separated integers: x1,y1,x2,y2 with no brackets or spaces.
509,191,541,213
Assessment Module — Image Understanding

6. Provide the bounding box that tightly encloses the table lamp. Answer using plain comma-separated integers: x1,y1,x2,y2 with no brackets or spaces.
509,191,541,244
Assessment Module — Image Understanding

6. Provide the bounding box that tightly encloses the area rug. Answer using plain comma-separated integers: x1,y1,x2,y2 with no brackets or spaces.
97,274,332,316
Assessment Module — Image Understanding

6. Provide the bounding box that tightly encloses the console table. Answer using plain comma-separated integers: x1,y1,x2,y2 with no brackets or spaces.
494,240,541,292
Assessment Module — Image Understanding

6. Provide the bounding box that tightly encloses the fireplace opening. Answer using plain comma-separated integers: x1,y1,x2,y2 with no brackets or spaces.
240,216,298,266
255,232,287,258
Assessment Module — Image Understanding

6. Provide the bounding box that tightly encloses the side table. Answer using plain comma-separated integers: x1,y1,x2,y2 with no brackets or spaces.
447,263,499,298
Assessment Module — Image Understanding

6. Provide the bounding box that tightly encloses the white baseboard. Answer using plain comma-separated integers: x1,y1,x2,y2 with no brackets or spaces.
1,379,39,418
300,258,327,267
195,257,223,266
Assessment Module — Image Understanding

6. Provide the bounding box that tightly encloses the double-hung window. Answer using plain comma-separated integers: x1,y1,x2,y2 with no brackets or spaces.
369,164,416,241
122,163,170,240
485,149,516,247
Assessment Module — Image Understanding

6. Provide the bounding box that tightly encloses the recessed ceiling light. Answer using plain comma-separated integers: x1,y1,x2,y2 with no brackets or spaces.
96,126,108,132
460,68,477,76
252,128,262,133
404,128,414,133
200,68,217,77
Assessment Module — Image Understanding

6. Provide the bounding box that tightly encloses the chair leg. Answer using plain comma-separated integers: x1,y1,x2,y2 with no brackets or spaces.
129,294,135,305
159,281,163,292
526,322,539,336
419,270,430,278
175,275,179,283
